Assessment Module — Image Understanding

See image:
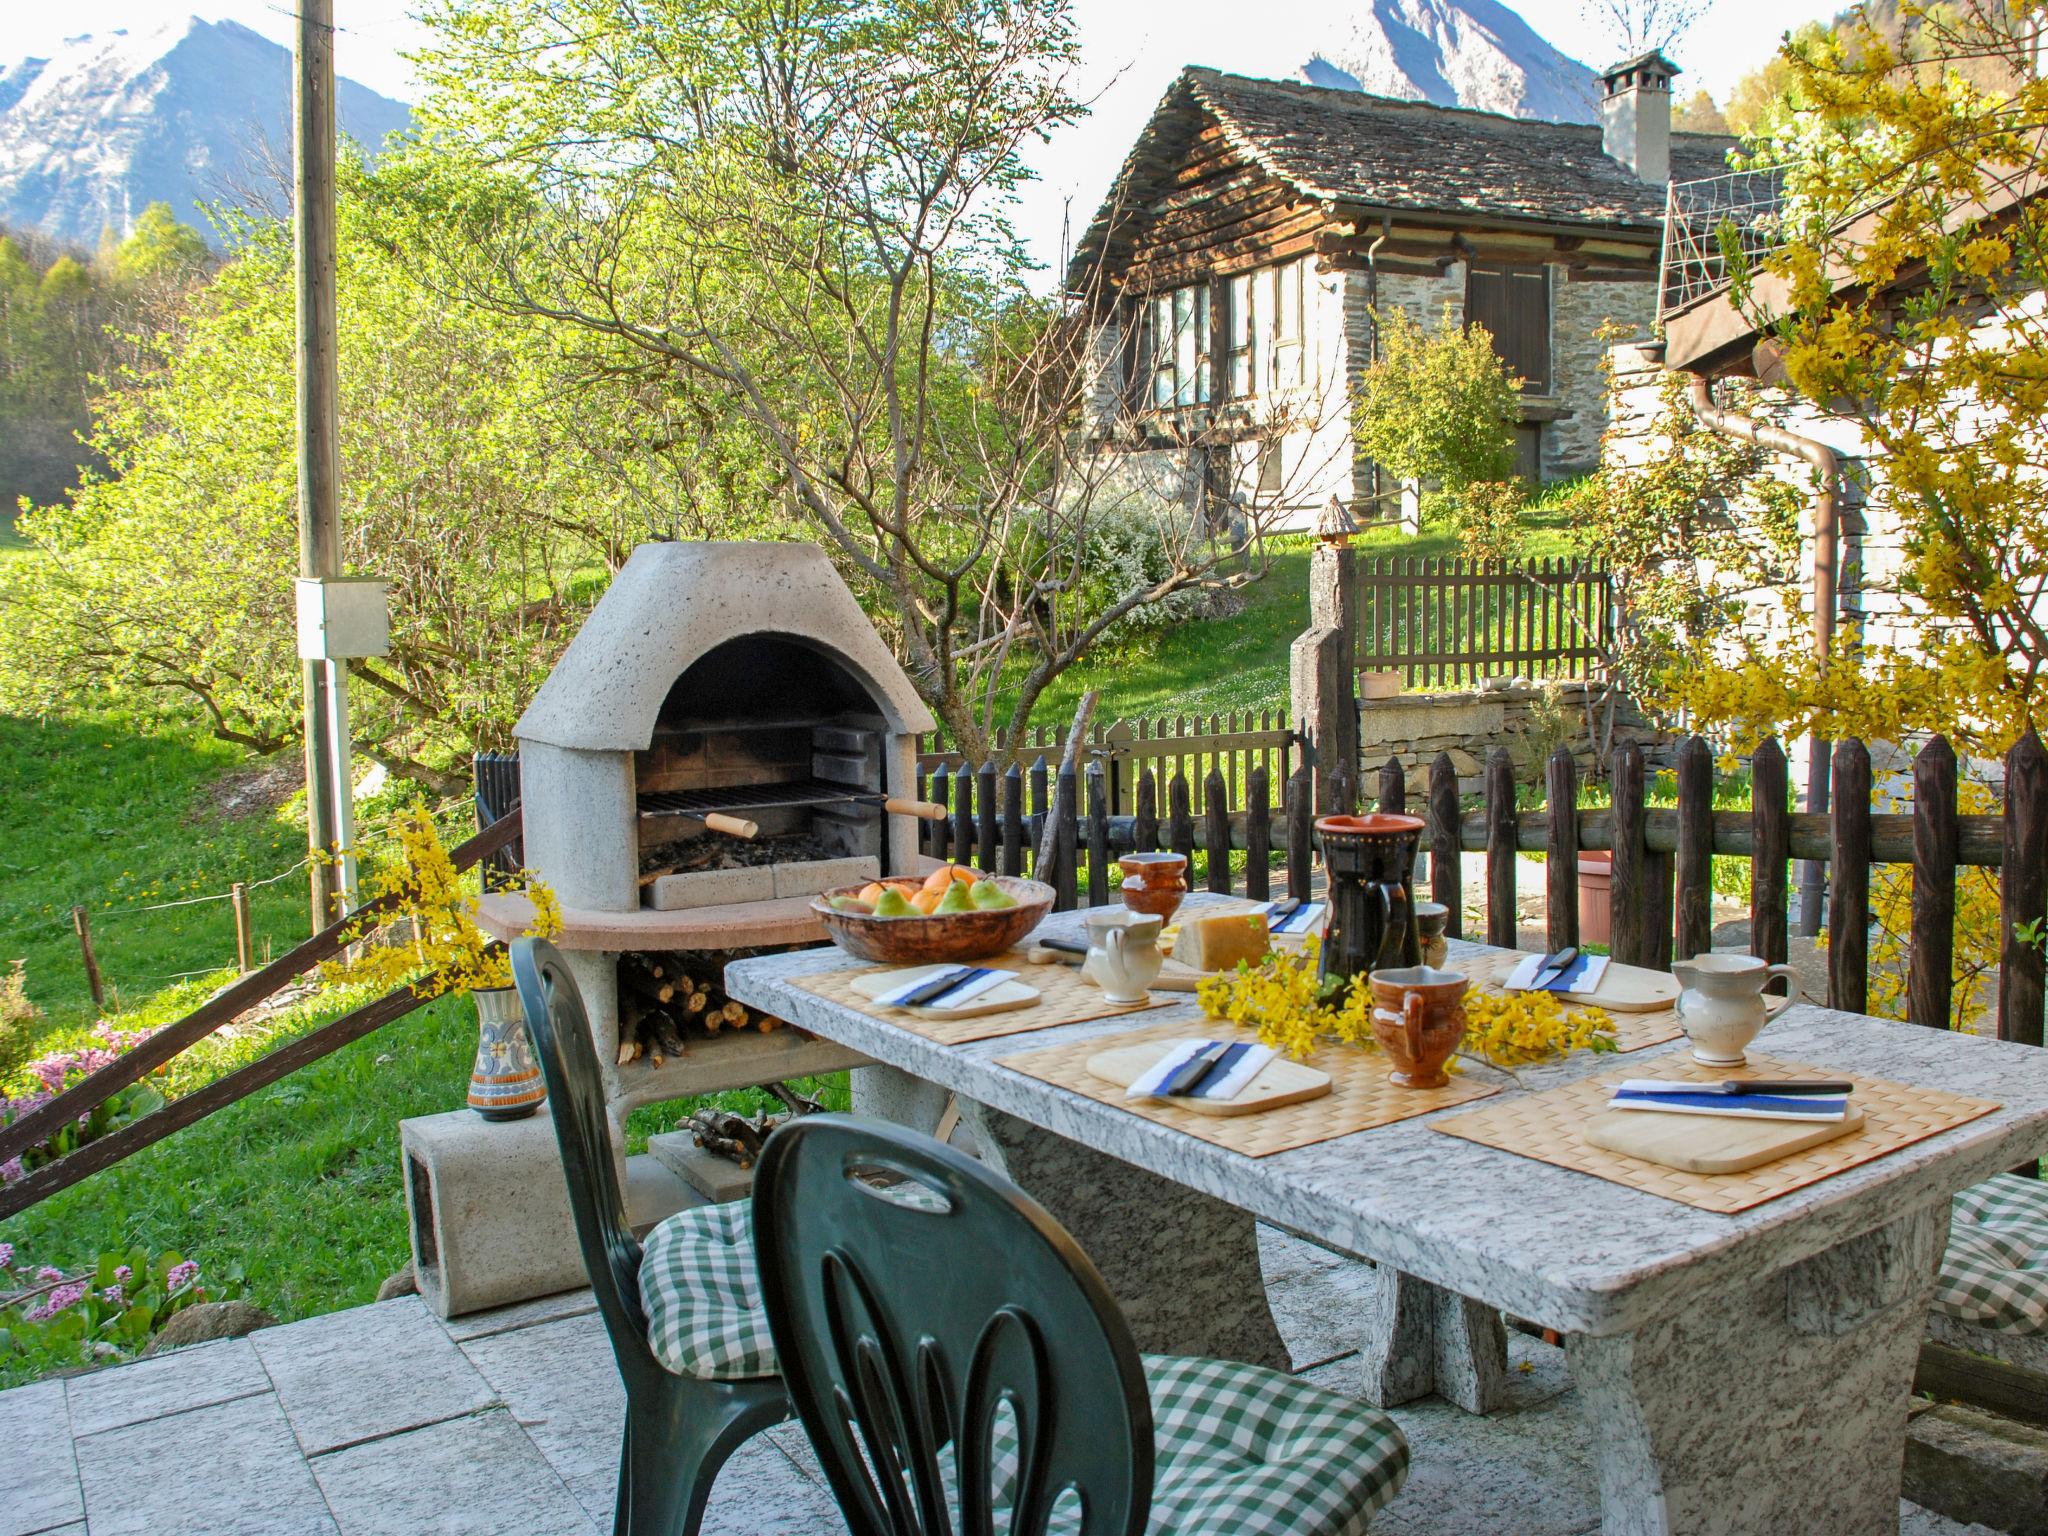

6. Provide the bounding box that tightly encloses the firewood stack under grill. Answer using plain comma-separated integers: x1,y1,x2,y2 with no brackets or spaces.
612,948,792,1067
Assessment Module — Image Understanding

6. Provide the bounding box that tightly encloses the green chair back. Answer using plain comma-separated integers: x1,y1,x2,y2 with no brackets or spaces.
752,1114,1153,1536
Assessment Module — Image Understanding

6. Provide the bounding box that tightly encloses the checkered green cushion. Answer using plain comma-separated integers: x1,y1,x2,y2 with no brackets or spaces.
964,1354,1407,1535
639,1201,778,1380
1935,1173,2048,1336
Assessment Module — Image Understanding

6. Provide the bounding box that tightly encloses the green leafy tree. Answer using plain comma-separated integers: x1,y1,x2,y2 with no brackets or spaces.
1351,303,1521,520
111,203,210,288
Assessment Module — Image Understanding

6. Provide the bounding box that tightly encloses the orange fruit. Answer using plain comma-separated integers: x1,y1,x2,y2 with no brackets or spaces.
921,866,956,897
950,865,979,885
910,888,941,914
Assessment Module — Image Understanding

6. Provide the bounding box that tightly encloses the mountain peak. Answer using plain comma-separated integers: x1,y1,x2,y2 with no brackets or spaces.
1296,0,1603,124
0,15,412,249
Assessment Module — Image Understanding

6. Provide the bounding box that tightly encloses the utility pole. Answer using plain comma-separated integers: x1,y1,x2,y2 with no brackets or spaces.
294,0,343,931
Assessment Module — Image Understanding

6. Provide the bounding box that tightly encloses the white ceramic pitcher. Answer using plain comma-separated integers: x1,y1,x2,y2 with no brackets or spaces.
1671,953,1800,1065
1083,910,1164,1005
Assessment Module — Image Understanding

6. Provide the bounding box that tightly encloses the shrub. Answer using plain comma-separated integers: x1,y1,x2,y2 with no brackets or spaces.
1444,479,1529,563
0,961,41,1086
1069,500,1231,639
0,1245,242,1383
1351,304,1519,516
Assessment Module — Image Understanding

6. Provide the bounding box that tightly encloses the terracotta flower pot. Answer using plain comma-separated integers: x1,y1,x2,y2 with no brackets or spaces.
1577,851,1613,948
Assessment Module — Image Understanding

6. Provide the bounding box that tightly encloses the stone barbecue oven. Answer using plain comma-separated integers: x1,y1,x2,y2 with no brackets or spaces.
482,540,934,1116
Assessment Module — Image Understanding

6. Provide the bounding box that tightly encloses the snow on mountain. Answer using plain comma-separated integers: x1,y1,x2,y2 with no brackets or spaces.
0,16,411,249
1299,0,1605,124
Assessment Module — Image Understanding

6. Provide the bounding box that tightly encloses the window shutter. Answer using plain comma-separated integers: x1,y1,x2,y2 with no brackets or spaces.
1466,267,1550,394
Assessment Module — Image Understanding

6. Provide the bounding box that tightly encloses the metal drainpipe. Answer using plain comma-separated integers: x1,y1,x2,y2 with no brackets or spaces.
1684,373,1843,937
1365,217,1390,517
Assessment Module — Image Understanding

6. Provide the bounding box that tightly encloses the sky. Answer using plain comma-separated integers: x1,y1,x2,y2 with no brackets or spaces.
9,0,1847,275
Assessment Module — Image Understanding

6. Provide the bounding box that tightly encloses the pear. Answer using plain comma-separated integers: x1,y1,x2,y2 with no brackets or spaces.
969,880,1016,910
872,888,920,919
934,880,976,915
828,895,874,915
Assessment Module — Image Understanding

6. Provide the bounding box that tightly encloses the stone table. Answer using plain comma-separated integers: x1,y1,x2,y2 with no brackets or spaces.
727,897,2048,1536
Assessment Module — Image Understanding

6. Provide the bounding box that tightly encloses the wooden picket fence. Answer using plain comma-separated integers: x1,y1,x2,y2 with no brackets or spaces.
937,723,2048,1048
1353,556,1613,689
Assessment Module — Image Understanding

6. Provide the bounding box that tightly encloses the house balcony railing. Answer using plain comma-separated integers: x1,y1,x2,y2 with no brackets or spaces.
1659,167,1788,319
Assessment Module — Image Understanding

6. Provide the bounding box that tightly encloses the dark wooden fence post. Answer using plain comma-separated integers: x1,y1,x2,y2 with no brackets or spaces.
1430,751,1462,939
1169,771,1195,873
2001,729,2048,1048
1379,756,1405,814
1829,739,1872,1016
1134,770,1159,854
953,768,975,869
930,764,951,865
1751,737,1790,991
1286,763,1314,902
1330,762,1355,819
73,905,105,1011
1246,765,1272,902
1054,762,1080,910
1545,748,1578,952
1086,760,1110,907
1673,736,1713,964
1910,734,1958,1029
1485,747,1516,948
978,760,999,873
1205,766,1231,894
231,882,253,973
1002,762,1024,877
1611,741,1648,967
1028,756,1048,877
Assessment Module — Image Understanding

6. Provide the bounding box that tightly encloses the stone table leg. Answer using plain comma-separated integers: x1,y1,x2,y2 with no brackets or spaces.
1566,1204,1948,1535
956,1099,1290,1371
849,1063,953,1136
1360,1267,1509,1414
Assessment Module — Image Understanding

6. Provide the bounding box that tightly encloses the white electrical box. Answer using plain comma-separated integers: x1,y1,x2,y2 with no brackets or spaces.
295,576,392,660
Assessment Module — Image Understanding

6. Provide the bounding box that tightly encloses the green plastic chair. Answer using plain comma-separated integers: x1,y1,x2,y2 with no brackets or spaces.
511,938,788,1536
752,1114,1411,1536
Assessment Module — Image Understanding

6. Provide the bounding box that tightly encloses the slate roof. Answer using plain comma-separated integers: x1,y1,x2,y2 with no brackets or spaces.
1070,67,1738,289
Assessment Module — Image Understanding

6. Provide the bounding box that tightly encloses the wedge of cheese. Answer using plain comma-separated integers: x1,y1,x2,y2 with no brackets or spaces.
1171,912,1271,974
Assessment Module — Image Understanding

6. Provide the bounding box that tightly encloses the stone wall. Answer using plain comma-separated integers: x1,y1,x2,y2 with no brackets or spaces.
1356,678,1674,793
1542,272,1655,477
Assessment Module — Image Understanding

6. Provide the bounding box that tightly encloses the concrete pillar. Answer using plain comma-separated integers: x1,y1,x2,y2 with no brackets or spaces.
1290,543,1359,811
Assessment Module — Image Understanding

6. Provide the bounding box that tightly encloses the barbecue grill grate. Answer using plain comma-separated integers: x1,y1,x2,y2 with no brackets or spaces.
637,778,883,818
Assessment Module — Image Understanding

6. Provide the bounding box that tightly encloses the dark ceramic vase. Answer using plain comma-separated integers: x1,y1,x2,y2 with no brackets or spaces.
1315,813,1423,999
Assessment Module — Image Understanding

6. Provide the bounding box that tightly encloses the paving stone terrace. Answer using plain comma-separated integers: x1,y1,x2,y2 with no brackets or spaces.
1,1227,1994,1536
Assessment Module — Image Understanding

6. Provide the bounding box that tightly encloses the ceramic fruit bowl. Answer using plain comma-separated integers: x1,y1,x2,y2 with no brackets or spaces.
812,876,1055,964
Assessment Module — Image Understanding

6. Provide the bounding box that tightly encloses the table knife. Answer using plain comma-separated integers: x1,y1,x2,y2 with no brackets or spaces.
1160,1042,1231,1097
1713,1080,1854,1096
1531,947,1578,989
1177,1041,1253,1099
895,967,991,1008
1266,898,1303,930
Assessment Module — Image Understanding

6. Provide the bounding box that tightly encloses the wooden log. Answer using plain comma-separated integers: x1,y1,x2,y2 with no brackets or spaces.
1168,771,1196,871
1246,764,1272,902
1087,761,1110,907
2001,729,2048,1048
1002,762,1024,877
1610,742,1648,967
1830,739,1873,1016
1910,735,1958,1030
977,760,999,872
0,808,525,1170
1751,737,1790,991
72,905,104,1011
1053,763,1080,911
1430,752,1462,939
1286,763,1314,902
1673,736,1713,963
619,966,675,1007
1134,770,1160,853
1544,748,1578,952
1205,766,1231,895
1485,748,1516,948
1379,756,1406,815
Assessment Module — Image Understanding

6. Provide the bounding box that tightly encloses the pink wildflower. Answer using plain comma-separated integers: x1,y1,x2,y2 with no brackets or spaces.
35,1266,62,1283
112,1264,131,1283
26,1280,88,1321
0,1242,13,1268
166,1260,200,1292
0,1158,20,1186
99,1284,125,1307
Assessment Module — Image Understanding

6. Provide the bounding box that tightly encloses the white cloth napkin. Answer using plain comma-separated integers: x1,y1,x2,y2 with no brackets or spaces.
1505,952,1610,996
874,965,1015,1011
1125,1039,1277,1102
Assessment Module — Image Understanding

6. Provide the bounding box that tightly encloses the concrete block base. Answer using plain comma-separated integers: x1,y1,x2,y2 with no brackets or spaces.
624,1152,701,1232
647,1134,755,1203
401,1107,592,1320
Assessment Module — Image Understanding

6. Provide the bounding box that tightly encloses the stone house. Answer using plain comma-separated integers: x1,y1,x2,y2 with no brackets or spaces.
1066,52,1735,532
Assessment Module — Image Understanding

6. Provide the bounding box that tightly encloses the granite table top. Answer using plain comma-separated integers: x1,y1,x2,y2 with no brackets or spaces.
725,895,2048,1338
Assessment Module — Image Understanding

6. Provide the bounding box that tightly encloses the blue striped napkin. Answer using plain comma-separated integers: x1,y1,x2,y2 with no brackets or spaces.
874,965,1014,1011
1609,1079,1850,1122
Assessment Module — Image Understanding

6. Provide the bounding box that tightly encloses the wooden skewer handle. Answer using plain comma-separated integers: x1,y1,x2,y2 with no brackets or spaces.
882,797,948,821
703,813,760,839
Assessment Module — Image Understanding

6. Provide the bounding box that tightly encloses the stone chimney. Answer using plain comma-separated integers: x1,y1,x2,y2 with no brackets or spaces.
1599,49,1680,185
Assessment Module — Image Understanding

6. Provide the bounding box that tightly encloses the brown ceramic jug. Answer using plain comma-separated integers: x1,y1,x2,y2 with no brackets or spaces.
1367,965,1468,1089
1119,852,1189,921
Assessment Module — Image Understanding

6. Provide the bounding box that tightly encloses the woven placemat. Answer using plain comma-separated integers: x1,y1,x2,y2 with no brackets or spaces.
788,951,1168,1046
1430,1053,2000,1212
997,1020,1500,1158
1456,948,1683,1054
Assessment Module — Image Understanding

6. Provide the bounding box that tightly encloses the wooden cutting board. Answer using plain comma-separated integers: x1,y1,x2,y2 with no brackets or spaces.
1582,1103,1865,1173
850,966,1041,1019
1085,1041,1332,1117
